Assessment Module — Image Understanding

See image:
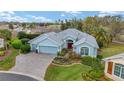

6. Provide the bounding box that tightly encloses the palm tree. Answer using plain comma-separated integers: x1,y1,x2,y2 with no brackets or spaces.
95,28,110,47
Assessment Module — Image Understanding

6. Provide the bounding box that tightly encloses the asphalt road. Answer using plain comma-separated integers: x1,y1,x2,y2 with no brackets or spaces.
0,73,38,81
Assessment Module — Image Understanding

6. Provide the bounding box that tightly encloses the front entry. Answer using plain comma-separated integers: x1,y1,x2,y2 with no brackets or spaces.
67,40,73,49
107,62,113,75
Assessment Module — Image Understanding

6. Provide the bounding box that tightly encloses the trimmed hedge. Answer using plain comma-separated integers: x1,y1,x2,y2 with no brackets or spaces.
20,44,30,53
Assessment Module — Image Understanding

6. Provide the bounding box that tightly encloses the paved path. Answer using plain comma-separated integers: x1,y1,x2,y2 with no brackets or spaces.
10,52,55,80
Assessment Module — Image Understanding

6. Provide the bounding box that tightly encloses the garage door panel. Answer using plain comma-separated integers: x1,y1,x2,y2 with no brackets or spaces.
39,46,58,54
32,44,37,51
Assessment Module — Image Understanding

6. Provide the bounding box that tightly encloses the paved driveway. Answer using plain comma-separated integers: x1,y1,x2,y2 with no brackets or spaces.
10,52,55,80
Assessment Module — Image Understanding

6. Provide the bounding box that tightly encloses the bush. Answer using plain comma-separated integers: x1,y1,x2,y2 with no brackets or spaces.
11,39,22,49
68,51,81,59
20,44,30,53
97,54,103,60
88,70,104,80
52,56,70,65
57,51,65,56
17,31,27,39
57,48,68,56
21,38,30,44
81,56,93,66
0,51,5,56
27,34,40,39
81,56,103,70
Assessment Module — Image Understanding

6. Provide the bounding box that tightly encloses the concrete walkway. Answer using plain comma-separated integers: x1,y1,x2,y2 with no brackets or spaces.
10,52,55,80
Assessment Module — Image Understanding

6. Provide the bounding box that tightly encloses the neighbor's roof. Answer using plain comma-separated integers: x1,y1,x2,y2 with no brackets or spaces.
103,53,124,64
28,28,99,48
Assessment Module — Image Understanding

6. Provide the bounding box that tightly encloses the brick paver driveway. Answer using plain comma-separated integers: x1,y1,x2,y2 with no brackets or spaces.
10,52,55,81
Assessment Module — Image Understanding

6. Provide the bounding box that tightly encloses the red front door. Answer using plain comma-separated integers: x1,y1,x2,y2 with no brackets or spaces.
68,43,73,49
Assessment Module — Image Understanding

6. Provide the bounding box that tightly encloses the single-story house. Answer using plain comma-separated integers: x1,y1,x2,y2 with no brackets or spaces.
104,53,124,81
28,28,99,57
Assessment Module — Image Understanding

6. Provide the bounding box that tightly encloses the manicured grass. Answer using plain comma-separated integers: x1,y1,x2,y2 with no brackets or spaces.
0,49,19,70
101,43,124,58
44,64,92,81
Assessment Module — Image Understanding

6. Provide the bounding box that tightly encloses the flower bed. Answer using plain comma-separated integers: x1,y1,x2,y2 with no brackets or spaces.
0,50,11,61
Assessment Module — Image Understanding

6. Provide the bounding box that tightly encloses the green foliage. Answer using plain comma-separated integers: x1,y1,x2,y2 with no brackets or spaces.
81,56,93,66
0,49,19,70
21,38,30,44
0,51,5,56
27,34,40,39
81,56,103,70
11,39,22,49
17,31,27,39
20,44,30,53
88,70,104,80
57,51,65,56
0,29,12,40
57,48,68,56
97,54,103,60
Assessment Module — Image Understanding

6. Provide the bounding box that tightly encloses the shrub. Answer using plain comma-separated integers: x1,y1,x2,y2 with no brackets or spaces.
81,56,103,70
68,51,81,59
20,44,30,53
0,51,5,56
57,48,68,56
81,56,93,66
17,31,27,39
57,51,65,56
21,38,30,44
88,70,104,80
11,39,22,49
27,34,40,39
52,56,70,65
97,54,103,60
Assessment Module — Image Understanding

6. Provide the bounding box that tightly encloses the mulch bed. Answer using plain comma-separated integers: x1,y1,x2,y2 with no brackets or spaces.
0,50,11,61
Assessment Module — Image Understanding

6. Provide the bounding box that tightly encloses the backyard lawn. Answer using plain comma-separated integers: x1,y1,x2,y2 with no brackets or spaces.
44,64,92,81
0,49,19,70
101,43,124,58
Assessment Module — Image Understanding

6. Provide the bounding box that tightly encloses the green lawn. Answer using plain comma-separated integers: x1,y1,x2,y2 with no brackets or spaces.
101,43,124,58
0,49,19,70
44,64,92,81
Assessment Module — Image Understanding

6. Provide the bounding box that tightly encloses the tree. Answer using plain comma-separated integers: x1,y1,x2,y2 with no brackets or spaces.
95,28,110,47
9,23,14,30
17,31,27,39
11,39,22,49
20,44,30,53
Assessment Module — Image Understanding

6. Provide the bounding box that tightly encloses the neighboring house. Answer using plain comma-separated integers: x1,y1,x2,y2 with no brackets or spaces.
104,53,124,81
0,38,4,48
28,28,99,57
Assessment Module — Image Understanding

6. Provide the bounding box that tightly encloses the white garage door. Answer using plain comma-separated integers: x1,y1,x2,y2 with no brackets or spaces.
39,46,58,54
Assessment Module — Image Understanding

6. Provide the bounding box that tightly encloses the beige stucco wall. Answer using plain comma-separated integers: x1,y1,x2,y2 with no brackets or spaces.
104,59,124,81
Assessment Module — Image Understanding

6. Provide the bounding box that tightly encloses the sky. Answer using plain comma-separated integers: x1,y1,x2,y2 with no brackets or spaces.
0,11,124,23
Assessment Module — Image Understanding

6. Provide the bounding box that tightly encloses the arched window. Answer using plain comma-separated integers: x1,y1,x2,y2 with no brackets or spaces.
80,47,89,56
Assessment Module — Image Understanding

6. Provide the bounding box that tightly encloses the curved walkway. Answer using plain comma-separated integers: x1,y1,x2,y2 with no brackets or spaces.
10,52,55,81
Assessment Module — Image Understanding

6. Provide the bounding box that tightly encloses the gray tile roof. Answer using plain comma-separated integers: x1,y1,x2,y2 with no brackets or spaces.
29,28,99,48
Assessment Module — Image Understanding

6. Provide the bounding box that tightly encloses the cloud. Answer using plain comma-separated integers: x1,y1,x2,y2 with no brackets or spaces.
61,14,65,17
28,15,53,23
98,11,124,17
0,11,27,22
65,11,82,16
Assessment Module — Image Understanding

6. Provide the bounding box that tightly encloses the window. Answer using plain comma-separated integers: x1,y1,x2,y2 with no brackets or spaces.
80,47,89,56
121,67,124,79
114,63,124,79
114,64,121,77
